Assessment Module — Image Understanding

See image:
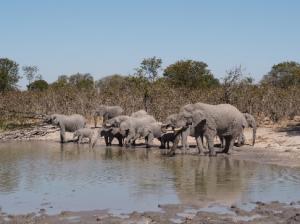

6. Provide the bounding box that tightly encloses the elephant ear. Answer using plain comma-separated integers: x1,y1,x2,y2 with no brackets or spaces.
182,111,193,119
191,110,206,124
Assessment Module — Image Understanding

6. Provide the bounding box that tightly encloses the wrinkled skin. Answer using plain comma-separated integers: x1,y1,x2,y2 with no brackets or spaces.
242,113,257,146
222,112,257,147
99,127,123,146
168,103,246,156
104,115,130,128
118,115,156,146
132,122,163,148
47,114,86,143
93,105,123,127
130,110,149,118
73,128,94,147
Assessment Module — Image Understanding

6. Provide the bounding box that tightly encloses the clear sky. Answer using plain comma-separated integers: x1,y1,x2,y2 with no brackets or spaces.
1,0,300,88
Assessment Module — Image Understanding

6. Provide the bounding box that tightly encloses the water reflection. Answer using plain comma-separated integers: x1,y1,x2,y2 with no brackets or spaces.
0,141,300,215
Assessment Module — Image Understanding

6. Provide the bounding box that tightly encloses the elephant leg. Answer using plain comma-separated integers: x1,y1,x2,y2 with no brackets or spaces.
60,128,66,143
104,136,109,146
125,132,135,147
78,136,83,144
222,136,234,154
168,134,180,156
146,133,154,148
219,136,224,148
196,135,205,156
117,136,123,146
181,129,190,153
108,136,113,146
207,136,216,156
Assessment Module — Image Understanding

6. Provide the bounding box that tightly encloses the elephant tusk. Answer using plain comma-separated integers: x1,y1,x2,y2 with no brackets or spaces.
173,127,183,132
105,123,112,127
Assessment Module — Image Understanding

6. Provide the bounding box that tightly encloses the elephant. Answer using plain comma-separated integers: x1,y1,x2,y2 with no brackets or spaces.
131,122,163,148
243,113,257,146
73,128,94,146
159,132,176,149
166,103,247,156
118,115,156,146
104,115,130,128
47,114,86,143
93,105,123,127
131,110,149,118
223,112,256,147
99,127,124,146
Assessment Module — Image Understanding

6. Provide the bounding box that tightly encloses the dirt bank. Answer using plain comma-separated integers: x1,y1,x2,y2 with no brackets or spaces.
2,201,300,224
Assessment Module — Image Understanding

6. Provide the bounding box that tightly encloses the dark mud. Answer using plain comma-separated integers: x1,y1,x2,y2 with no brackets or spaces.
1,201,300,223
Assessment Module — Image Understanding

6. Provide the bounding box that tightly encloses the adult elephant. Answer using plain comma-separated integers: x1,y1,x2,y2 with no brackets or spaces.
132,122,163,148
165,103,246,156
47,114,86,143
118,115,156,146
93,105,123,127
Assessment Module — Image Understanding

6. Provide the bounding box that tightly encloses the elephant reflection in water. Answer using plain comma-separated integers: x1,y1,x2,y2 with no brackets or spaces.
162,156,255,206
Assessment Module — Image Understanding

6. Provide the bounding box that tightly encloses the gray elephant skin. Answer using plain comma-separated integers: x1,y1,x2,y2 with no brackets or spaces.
116,112,156,146
73,128,94,146
132,122,163,148
48,114,86,143
243,113,257,146
93,105,123,127
165,103,246,156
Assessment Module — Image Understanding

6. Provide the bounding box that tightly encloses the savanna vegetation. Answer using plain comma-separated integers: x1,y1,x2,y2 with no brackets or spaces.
0,57,299,130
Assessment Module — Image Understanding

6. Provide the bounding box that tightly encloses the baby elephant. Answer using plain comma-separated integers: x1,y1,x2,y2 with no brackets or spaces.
73,128,95,147
99,127,123,146
159,132,176,149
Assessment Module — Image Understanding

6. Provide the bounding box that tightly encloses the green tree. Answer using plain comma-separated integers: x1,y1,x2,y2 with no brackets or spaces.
96,74,127,90
22,65,38,85
261,61,300,87
163,60,219,88
135,56,162,82
27,79,49,91
69,73,94,89
0,58,20,91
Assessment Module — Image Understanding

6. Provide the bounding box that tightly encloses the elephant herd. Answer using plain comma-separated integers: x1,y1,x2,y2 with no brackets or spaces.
46,103,256,156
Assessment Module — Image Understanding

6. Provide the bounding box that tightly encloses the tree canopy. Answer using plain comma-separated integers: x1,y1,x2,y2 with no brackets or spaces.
135,57,162,82
163,60,219,88
261,61,300,87
52,73,94,89
0,58,21,92
27,79,49,91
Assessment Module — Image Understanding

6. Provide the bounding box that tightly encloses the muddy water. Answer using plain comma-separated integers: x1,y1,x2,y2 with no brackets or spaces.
0,141,300,215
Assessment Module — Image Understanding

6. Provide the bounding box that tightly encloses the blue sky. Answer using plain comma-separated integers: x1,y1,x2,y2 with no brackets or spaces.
1,0,300,88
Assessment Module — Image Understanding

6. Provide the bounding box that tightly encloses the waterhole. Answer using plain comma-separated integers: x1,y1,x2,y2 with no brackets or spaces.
0,141,300,215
